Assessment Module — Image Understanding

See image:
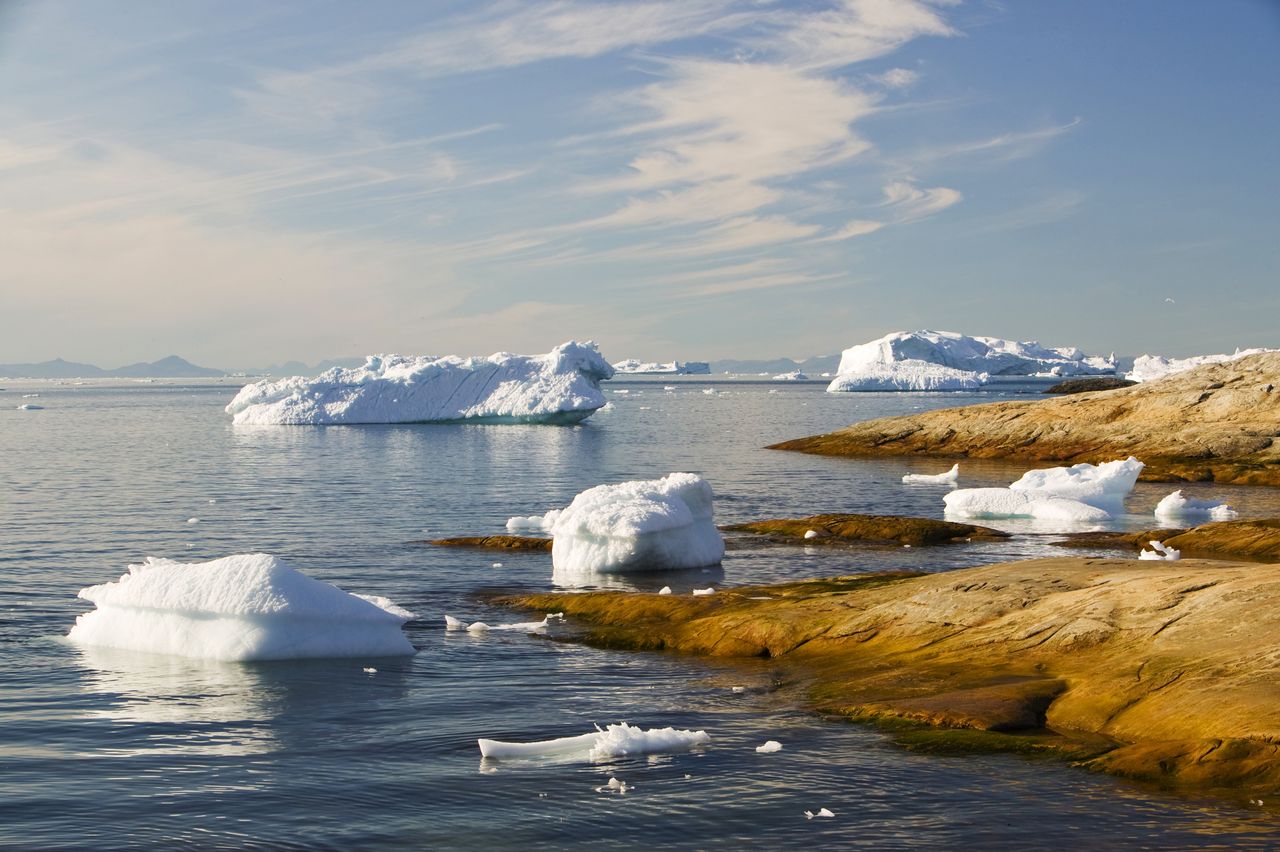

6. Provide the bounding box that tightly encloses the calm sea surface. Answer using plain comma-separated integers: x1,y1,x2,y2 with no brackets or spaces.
4,377,1280,849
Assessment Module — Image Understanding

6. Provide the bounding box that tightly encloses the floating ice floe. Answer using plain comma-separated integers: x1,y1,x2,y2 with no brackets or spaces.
512,473,725,575
943,456,1144,526
1125,348,1274,383
596,776,630,794
477,722,710,761
826,330,1114,393
902,463,960,485
445,613,561,633
66,554,417,661
225,341,613,425
1139,540,1181,561
17,403,44,410
756,740,783,753
691,587,716,596
1154,490,1239,522
805,808,835,819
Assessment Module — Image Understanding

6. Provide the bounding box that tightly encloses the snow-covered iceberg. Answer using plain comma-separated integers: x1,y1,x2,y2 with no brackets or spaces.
826,330,1114,393
772,370,809,381
612,359,710,375
1154,490,1239,521
510,473,725,575
1125,349,1273,383
67,554,417,661
477,722,710,761
226,341,613,425
944,458,1142,525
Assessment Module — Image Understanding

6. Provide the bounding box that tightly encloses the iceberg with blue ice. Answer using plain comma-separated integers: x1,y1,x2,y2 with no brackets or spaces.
508,473,725,575
67,554,416,661
226,341,613,425
826,330,1114,392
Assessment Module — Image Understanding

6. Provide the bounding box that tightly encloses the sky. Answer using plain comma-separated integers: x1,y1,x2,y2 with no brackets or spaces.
1,0,1277,367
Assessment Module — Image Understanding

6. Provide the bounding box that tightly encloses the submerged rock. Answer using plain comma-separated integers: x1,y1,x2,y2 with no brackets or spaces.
770,352,1280,486
1043,377,1136,395
723,514,1007,546
497,556,1280,791
423,535,552,552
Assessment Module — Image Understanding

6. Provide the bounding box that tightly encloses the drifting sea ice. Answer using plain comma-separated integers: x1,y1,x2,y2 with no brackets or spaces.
477,722,710,761
944,488,1110,523
1007,457,1144,510
225,341,614,425
513,473,725,575
756,741,783,753
1154,490,1239,521
902,463,960,485
66,554,416,661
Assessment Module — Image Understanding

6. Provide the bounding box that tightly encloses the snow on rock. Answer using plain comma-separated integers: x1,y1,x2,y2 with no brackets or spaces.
226,341,614,425
521,473,725,575
1008,457,1143,510
772,371,809,381
1139,540,1181,561
1126,349,1274,383
827,329,1115,392
1154,490,1239,521
477,722,710,761
944,488,1111,523
902,463,960,485
67,554,416,661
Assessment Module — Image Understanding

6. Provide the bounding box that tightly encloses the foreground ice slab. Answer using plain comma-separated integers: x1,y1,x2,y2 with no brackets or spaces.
1008,457,1143,510
477,722,710,761
513,473,725,574
67,554,416,661
1154,490,1239,521
1126,349,1273,383
826,329,1114,393
944,488,1111,523
902,463,959,485
226,341,613,425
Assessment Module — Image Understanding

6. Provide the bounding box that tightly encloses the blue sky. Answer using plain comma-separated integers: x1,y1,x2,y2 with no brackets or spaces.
1,0,1276,366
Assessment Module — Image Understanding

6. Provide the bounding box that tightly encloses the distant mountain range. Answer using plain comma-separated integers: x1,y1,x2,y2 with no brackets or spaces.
709,354,841,375
0,355,227,379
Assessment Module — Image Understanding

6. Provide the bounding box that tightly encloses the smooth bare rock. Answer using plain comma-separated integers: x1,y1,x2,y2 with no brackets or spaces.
770,352,1280,485
421,535,552,552
499,557,1280,790
1057,518,1280,562
1043,377,1136,394
723,514,1007,546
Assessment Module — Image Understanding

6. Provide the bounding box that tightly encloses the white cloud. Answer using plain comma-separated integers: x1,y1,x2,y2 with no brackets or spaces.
873,67,920,89
766,0,956,70
880,179,962,221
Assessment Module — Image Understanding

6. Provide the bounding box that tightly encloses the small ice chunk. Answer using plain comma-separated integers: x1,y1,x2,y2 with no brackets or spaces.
186,518,200,524
691,587,715,596
17,404,44,410
658,586,673,595
506,510,561,533
363,667,377,673
702,388,717,395
492,562,504,568
477,722,709,761
804,808,835,819
732,686,746,694
663,385,676,391
464,615,557,633
756,740,782,753
902,463,959,485
803,530,819,540
1139,540,1181,561
597,776,630,794
445,614,467,631
66,554,416,661
467,621,490,632
1154,490,1239,522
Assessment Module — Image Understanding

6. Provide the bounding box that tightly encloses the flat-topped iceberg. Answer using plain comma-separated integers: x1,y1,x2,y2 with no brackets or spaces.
226,341,613,425
1126,349,1273,383
826,329,1114,393
510,473,725,575
67,554,416,661
612,359,710,375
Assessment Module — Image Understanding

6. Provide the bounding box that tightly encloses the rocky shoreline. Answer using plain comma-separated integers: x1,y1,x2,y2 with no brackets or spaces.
499,555,1280,793
769,352,1280,485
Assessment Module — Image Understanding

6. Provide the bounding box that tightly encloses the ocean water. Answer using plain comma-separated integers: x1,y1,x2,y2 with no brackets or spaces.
3,377,1279,850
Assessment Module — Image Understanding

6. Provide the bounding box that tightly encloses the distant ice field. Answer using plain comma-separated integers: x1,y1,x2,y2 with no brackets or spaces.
3,376,1280,849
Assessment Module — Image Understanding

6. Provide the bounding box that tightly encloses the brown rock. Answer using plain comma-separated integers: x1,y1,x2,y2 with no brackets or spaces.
497,556,1280,791
723,514,1007,546
1056,518,1280,562
1043,377,1137,394
769,352,1280,485
421,535,552,551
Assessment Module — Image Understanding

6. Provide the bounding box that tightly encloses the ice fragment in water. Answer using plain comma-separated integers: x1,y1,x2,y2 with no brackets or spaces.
692,587,715,596
658,586,673,595
902,463,959,485
1154,490,1239,521
804,808,835,819
477,722,709,761
756,741,782,753
1139,540,1181,561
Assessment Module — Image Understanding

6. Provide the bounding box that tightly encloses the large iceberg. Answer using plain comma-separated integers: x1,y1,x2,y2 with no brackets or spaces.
226,341,613,425
67,554,417,661
826,330,1115,393
1125,349,1273,383
510,473,725,575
